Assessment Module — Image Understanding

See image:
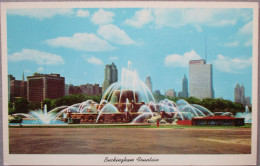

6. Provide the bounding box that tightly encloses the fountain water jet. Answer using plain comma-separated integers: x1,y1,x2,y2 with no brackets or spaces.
235,105,252,123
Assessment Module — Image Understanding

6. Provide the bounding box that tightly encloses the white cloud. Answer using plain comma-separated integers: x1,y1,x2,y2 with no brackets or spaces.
153,8,237,28
46,33,116,52
214,54,252,73
109,56,118,61
221,41,239,47
76,9,90,17
164,50,201,67
97,24,136,45
7,8,73,20
83,55,103,65
126,8,250,31
91,9,114,25
37,67,44,72
125,9,154,28
8,49,64,65
238,21,253,35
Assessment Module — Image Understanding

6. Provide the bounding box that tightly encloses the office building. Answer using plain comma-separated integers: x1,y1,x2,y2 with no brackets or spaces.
234,84,250,105
189,59,214,100
65,84,70,96
69,83,102,96
9,74,27,101
145,76,152,92
178,74,189,98
154,90,161,95
27,73,65,102
166,89,176,98
8,75,15,101
69,85,83,95
79,83,102,95
245,97,251,106
234,84,241,103
102,62,118,94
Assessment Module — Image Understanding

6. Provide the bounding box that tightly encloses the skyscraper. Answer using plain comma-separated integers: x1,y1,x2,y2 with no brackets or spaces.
178,74,189,98
234,84,250,105
182,74,189,97
102,62,118,94
64,84,70,96
234,84,241,103
245,97,251,106
189,59,214,100
240,85,245,104
145,76,152,92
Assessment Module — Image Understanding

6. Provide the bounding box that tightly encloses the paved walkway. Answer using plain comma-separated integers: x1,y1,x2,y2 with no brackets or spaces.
9,127,251,154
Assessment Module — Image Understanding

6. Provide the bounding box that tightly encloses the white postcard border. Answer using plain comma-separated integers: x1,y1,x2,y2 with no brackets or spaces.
1,1,259,165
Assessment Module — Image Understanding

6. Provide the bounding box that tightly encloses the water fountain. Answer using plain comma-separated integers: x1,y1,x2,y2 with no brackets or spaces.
60,62,217,124
235,105,252,123
10,104,66,125
10,61,245,126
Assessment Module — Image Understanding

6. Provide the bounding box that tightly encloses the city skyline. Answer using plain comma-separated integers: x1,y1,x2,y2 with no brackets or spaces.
7,8,253,101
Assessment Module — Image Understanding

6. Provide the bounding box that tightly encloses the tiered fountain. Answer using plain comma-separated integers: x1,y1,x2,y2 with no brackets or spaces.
10,61,249,125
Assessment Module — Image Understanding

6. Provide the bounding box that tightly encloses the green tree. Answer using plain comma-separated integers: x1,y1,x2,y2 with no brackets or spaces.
51,94,103,108
43,98,54,110
13,97,28,113
185,97,201,105
8,107,16,115
166,96,245,114
153,93,166,103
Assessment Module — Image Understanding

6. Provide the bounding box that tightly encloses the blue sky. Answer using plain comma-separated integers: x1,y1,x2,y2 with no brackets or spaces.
6,8,253,101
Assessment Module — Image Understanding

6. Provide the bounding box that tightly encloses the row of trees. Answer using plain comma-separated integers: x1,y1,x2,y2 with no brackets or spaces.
42,94,102,110
167,96,246,114
8,94,102,114
9,93,247,115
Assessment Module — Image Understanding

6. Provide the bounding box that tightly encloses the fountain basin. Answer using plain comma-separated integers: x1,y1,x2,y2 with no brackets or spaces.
65,112,143,123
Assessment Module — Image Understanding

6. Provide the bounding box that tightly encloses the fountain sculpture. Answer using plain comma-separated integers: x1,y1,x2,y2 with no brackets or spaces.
9,61,249,125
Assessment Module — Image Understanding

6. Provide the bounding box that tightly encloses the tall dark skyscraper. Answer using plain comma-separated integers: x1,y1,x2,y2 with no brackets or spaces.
102,62,118,94
178,74,189,98
145,76,152,92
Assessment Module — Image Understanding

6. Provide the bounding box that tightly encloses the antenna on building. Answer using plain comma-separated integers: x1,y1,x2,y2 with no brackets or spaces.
205,35,207,63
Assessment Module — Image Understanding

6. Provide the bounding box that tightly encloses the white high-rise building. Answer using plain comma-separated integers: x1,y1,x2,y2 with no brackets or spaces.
64,84,70,96
189,59,214,99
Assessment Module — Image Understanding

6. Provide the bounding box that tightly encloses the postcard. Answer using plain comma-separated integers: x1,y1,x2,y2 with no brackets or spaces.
0,1,259,165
